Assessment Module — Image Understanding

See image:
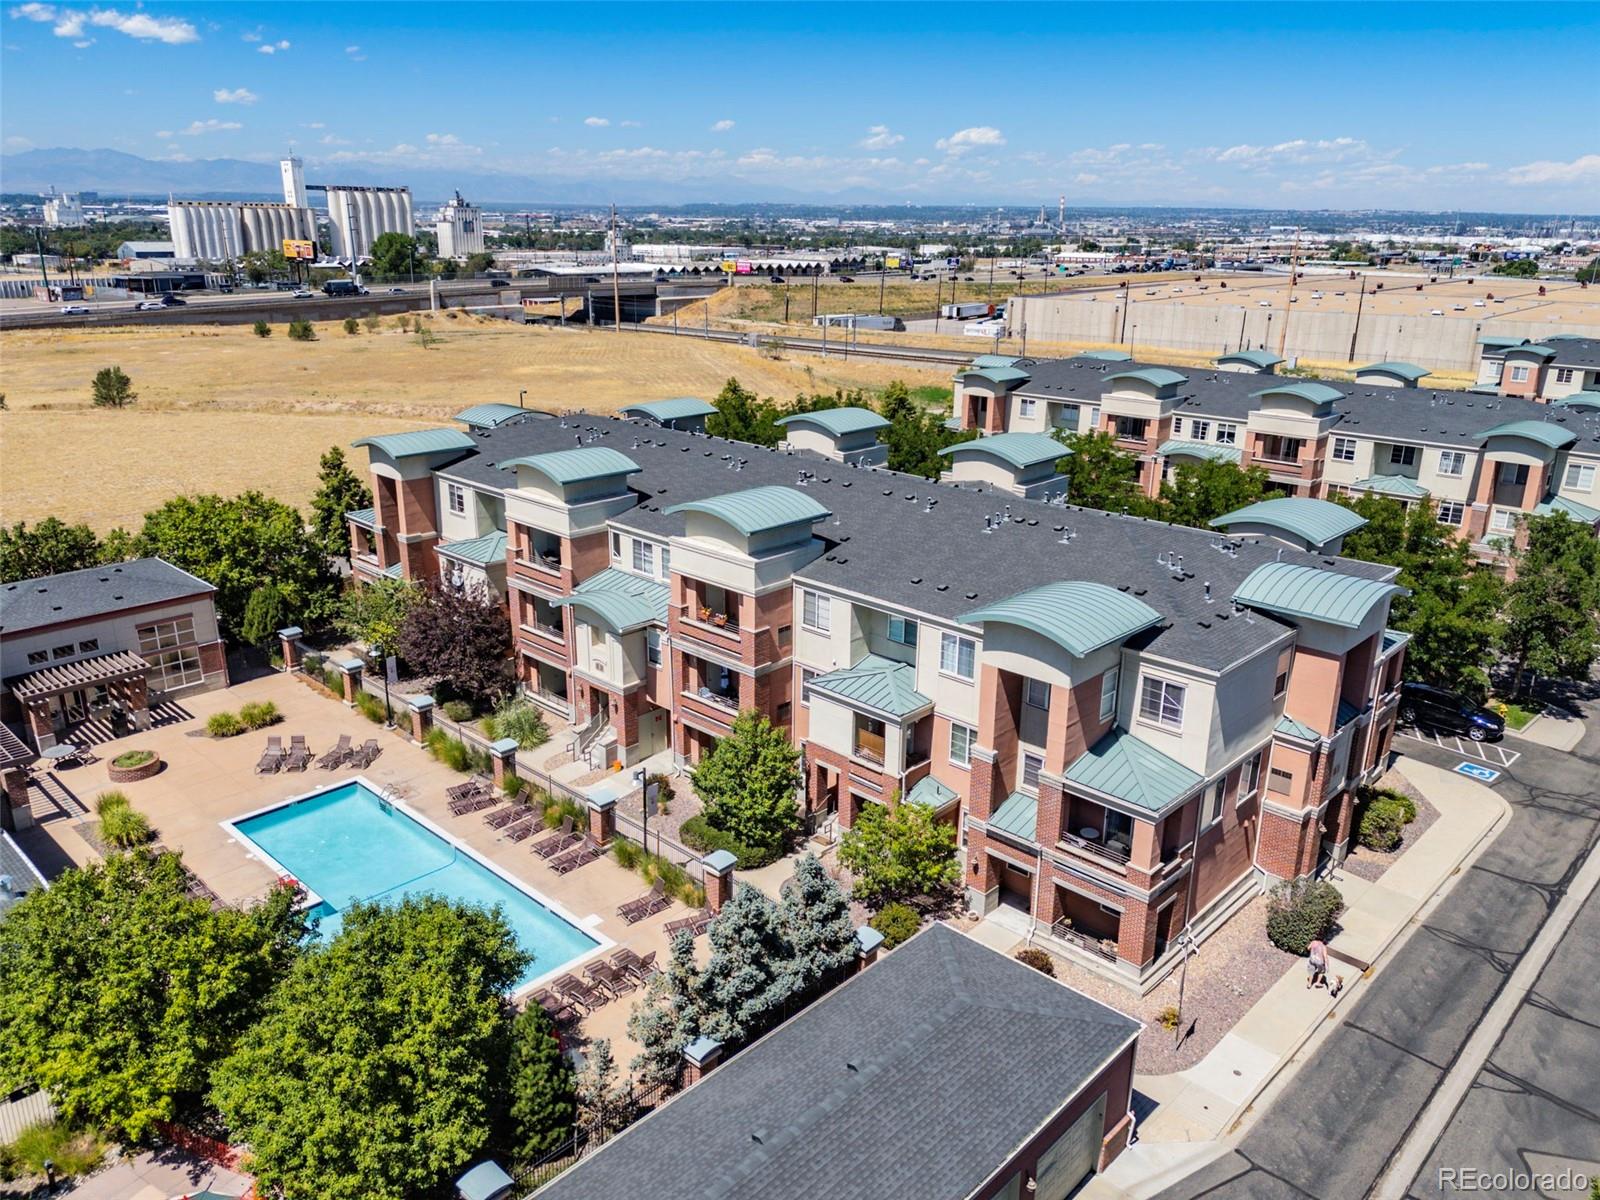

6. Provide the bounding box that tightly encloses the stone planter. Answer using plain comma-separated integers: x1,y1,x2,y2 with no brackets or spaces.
108,751,163,783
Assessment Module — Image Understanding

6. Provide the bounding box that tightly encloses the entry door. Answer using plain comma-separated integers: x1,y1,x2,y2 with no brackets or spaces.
1034,1094,1106,1200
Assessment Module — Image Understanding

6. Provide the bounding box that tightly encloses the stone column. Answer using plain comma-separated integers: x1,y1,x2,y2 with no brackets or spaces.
125,672,151,730
855,925,884,972
277,626,304,672
587,795,616,847
405,694,434,742
489,737,518,788
2,767,33,833
681,1036,722,1086
335,658,364,706
703,849,737,912
24,699,57,752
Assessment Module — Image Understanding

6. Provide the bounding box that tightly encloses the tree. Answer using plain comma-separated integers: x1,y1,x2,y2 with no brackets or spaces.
136,491,337,640
574,1039,630,1135
1491,258,1539,277
627,930,704,1090
700,884,795,1046
1576,261,1599,285
343,316,360,335
1056,430,1153,514
211,897,528,1200
691,710,801,856
310,445,373,559
0,517,103,582
779,853,858,993
336,577,418,656
287,318,316,341
397,579,512,705
240,581,288,648
705,378,786,446
877,379,918,425
252,319,271,337
837,798,960,907
90,365,136,408
1499,513,1600,695
506,1005,576,1161
464,251,497,275
881,397,976,479
369,232,420,279
1158,458,1271,529
0,851,306,1140
240,248,288,284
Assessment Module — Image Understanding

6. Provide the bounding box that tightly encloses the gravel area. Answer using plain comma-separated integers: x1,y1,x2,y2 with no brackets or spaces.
1339,772,1439,883
610,772,703,847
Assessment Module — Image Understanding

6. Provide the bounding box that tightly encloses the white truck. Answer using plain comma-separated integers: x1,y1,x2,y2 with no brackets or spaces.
940,301,992,320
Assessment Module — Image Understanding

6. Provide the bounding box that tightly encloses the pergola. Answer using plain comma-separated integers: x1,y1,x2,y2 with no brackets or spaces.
11,649,152,751
0,725,35,834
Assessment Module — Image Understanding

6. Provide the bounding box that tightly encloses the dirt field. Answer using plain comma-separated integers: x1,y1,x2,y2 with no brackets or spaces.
0,314,949,532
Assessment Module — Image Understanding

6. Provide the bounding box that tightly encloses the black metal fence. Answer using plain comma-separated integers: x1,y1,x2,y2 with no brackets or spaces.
510,1072,680,1196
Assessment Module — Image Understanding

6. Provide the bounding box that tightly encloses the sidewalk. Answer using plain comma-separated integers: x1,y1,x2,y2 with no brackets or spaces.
1511,708,1587,753
1086,755,1508,1199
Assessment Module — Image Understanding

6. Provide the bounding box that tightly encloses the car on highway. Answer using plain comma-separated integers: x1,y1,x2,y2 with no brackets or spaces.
1398,681,1506,741
292,289,314,299
136,300,165,310
60,304,89,315
388,287,407,294
160,294,187,306
486,279,509,288
769,274,786,283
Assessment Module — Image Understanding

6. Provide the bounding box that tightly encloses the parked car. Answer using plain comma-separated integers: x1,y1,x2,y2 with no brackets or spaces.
60,304,89,315
1398,682,1505,741
837,275,856,283
388,287,407,294
769,274,786,283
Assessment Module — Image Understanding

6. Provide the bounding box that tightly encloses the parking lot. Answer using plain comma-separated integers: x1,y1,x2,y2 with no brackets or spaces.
1394,722,1522,771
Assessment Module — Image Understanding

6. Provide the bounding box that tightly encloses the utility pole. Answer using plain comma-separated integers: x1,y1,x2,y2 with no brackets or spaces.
1347,273,1368,363
878,265,886,315
812,268,819,319
34,227,51,293
1277,226,1301,359
609,204,622,333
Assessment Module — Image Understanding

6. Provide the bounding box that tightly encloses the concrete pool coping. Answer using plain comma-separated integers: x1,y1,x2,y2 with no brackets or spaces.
220,773,614,997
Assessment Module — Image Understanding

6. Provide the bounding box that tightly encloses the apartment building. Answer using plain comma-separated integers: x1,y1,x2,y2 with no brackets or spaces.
953,352,1600,558
348,404,1409,987
1473,334,1600,401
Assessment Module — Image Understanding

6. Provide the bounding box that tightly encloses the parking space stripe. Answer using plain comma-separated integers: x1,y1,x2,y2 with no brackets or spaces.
1394,726,1520,771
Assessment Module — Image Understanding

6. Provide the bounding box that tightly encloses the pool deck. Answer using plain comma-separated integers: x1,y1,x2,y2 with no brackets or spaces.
13,669,686,1063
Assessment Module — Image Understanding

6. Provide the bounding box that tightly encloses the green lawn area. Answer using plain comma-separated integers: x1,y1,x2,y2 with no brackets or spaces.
1491,698,1540,730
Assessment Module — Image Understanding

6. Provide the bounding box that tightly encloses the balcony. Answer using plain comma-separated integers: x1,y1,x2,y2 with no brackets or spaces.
522,619,565,643
1059,828,1132,867
1050,919,1118,962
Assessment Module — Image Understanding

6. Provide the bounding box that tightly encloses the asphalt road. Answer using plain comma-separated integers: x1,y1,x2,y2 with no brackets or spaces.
1156,698,1600,1200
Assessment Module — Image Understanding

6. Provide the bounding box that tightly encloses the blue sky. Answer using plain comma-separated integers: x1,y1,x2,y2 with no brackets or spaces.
3,1,1597,209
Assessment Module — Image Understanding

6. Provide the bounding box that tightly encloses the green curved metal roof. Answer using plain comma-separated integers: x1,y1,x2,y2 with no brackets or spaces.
553,568,668,633
1478,335,1527,349
987,790,1037,840
1071,349,1133,362
1250,381,1342,407
436,530,508,566
1350,474,1431,499
1503,344,1555,359
959,581,1161,657
969,354,1025,369
496,446,642,485
1064,730,1203,814
808,654,931,718
1216,349,1284,368
774,407,890,437
1475,420,1577,450
940,431,1068,471
352,428,476,458
1210,497,1367,545
1107,367,1187,390
1157,439,1243,464
1534,494,1600,523
664,485,830,536
1233,561,1404,629
1551,393,1600,413
453,402,528,429
1357,361,1430,382
959,365,1032,386
617,397,718,422
906,774,960,810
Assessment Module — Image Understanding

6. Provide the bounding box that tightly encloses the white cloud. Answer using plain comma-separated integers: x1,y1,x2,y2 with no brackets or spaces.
257,38,288,54
319,133,350,146
4,134,35,150
240,27,259,41
344,43,364,60
584,116,609,127
1504,154,1600,187
710,119,735,132
935,126,1005,154
176,118,241,136
859,125,902,150
619,119,641,128
10,2,196,43
302,121,325,129
212,86,256,104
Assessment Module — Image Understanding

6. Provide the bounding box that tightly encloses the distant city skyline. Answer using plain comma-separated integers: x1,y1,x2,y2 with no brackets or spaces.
2,1,1597,211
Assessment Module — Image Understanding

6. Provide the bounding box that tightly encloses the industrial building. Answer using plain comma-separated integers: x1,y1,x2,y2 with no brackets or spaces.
167,199,315,263
41,191,84,228
324,185,413,261
435,190,483,260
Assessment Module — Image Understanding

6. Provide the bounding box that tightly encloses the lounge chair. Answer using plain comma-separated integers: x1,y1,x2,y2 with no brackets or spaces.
663,908,711,939
533,988,578,1025
618,880,668,924
530,817,577,858
500,815,543,843
316,734,351,770
556,974,606,1012
584,959,636,997
482,803,523,829
618,950,660,984
255,735,285,775
350,739,381,767
447,779,490,804
448,782,494,816
552,839,602,874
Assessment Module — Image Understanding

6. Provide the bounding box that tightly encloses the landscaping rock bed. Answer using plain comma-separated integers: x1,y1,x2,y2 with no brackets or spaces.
1340,773,1438,883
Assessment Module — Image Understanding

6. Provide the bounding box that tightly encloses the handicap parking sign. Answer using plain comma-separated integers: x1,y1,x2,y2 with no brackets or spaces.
1454,762,1500,783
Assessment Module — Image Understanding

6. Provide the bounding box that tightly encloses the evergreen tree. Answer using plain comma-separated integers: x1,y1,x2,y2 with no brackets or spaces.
506,1005,576,1161
241,582,287,648
90,365,137,408
310,445,373,559
780,853,858,993
627,930,702,1089
701,884,796,1046
692,710,801,857
575,1039,630,1134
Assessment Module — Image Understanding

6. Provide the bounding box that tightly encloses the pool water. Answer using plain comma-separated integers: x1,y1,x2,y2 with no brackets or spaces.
231,781,599,989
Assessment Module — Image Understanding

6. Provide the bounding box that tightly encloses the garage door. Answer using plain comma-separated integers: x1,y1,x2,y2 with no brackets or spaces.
1034,1093,1106,1200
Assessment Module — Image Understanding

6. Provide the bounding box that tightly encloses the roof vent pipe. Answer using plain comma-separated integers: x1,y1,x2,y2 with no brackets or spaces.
1204,582,1212,601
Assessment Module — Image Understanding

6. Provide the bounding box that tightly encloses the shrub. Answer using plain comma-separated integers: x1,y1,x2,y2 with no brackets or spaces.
441,699,475,723
869,902,921,949
302,651,323,673
90,365,136,408
207,710,244,738
1014,947,1055,976
423,726,472,772
239,700,282,730
501,772,524,797
354,691,387,724
2,1120,107,1180
111,750,155,770
1265,878,1345,955
679,813,780,869
252,320,272,338
489,699,549,749
1382,789,1417,824
287,319,317,341
1157,1005,1181,1032
362,315,380,333
646,771,674,816
343,317,360,335
99,802,153,848
322,666,345,694
1357,798,1406,851
94,789,130,816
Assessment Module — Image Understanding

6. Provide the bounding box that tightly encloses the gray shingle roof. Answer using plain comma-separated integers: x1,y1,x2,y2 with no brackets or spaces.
1,557,214,635
533,923,1139,1200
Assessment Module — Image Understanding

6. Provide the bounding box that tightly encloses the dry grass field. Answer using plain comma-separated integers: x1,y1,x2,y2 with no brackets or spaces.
0,313,949,532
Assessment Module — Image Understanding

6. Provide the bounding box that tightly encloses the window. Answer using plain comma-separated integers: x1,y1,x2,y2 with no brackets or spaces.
1138,676,1186,729
137,616,195,654
149,646,203,690
939,632,975,680
1170,417,1183,438
1565,463,1597,491
1509,365,1530,383
1490,509,1518,533
1243,751,1263,800
1438,450,1467,477
775,701,792,725
1025,678,1050,710
51,644,75,660
1497,462,1529,487
446,483,465,515
1086,405,1101,430
1051,404,1079,431
1115,415,1147,440
1258,434,1303,463
1021,752,1043,792
1332,437,1357,463
1018,397,1037,419
799,667,817,706
611,531,621,559
1215,423,1238,445
1099,666,1119,721
777,624,792,649
1436,501,1465,525
1274,666,1289,698
887,615,918,647
801,589,831,633
631,540,654,575
1555,367,1574,384
659,548,670,578
949,722,976,768
646,628,662,667
1206,779,1226,825
1189,419,1211,442
1267,767,1294,796
1389,444,1417,468
26,649,48,665
77,638,98,654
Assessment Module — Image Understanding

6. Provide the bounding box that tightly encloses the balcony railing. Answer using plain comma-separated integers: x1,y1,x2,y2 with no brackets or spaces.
682,610,743,638
516,549,564,575
521,620,565,643
853,740,885,767
1050,919,1119,962
690,687,739,711
1060,830,1132,866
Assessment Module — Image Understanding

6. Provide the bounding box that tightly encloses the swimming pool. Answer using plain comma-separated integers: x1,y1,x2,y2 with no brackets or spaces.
226,779,603,991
